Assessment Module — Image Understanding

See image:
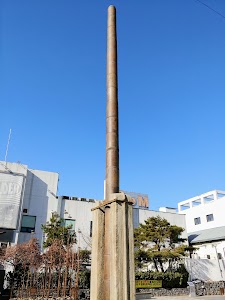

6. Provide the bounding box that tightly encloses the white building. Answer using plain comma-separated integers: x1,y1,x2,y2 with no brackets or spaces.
0,161,58,250
55,197,188,250
0,161,187,251
4,161,225,281
56,196,96,249
134,206,187,239
178,190,225,281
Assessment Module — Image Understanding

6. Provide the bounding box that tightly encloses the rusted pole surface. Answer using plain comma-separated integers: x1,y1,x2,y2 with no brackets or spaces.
91,7,135,300
104,5,119,299
105,5,119,200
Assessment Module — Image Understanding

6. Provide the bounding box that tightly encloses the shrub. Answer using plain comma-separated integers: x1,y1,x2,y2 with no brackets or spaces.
79,269,91,289
135,269,189,288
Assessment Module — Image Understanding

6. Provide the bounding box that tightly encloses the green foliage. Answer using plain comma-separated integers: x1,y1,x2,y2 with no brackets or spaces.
79,269,91,289
41,213,76,248
135,268,189,288
79,249,91,263
134,216,188,272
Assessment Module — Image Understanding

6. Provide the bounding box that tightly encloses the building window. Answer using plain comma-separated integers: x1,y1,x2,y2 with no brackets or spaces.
207,255,210,259
194,217,201,225
218,253,222,259
21,215,36,233
64,219,75,231
90,221,93,237
206,214,214,222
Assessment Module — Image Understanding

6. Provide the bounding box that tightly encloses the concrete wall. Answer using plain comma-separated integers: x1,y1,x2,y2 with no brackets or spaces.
0,161,187,252
178,190,225,233
0,162,27,232
58,197,96,249
136,208,187,240
177,191,225,281
42,200,188,251
185,258,225,281
0,162,27,176
0,161,59,250
18,168,59,249
47,203,187,250
192,241,225,260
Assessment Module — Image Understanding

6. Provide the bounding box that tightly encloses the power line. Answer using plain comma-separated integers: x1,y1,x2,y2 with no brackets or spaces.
195,0,225,20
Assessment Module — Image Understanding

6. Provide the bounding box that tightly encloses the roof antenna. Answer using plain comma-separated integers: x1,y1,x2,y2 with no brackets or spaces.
5,128,12,167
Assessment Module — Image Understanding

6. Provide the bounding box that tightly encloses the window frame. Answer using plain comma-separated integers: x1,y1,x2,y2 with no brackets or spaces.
194,217,201,225
218,253,222,259
206,214,214,222
64,219,76,231
90,221,93,237
20,215,36,233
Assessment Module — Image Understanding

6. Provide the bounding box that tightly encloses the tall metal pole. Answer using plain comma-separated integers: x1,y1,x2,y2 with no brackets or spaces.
105,5,119,200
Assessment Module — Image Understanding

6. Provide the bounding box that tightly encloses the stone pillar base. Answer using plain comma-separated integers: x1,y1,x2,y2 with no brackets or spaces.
90,192,135,300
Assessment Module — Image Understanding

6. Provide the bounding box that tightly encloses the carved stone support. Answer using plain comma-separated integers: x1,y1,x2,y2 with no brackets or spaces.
90,193,135,300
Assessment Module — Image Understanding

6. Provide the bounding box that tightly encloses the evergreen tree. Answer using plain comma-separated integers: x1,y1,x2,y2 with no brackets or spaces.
134,216,189,272
41,213,76,248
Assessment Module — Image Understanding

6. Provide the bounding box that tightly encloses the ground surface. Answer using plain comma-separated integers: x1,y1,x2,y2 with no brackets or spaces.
152,297,225,300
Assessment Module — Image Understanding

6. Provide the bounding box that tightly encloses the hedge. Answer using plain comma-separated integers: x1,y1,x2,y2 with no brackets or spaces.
135,270,189,288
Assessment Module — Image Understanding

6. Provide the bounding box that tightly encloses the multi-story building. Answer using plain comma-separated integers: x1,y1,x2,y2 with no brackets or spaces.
0,161,58,250
178,190,225,281
2,161,225,281
0,161,187,252
56,195,187,250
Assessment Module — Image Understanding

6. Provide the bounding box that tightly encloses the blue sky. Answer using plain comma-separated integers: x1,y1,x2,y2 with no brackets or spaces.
1,0,225,210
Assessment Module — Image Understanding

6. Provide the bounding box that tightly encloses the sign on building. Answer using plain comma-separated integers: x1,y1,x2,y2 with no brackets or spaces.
135,280,162,289
123,191,149,209
0,172,24,229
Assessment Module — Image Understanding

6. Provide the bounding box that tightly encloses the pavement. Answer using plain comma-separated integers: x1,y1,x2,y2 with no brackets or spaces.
137,295,225,300
151,297,225,300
